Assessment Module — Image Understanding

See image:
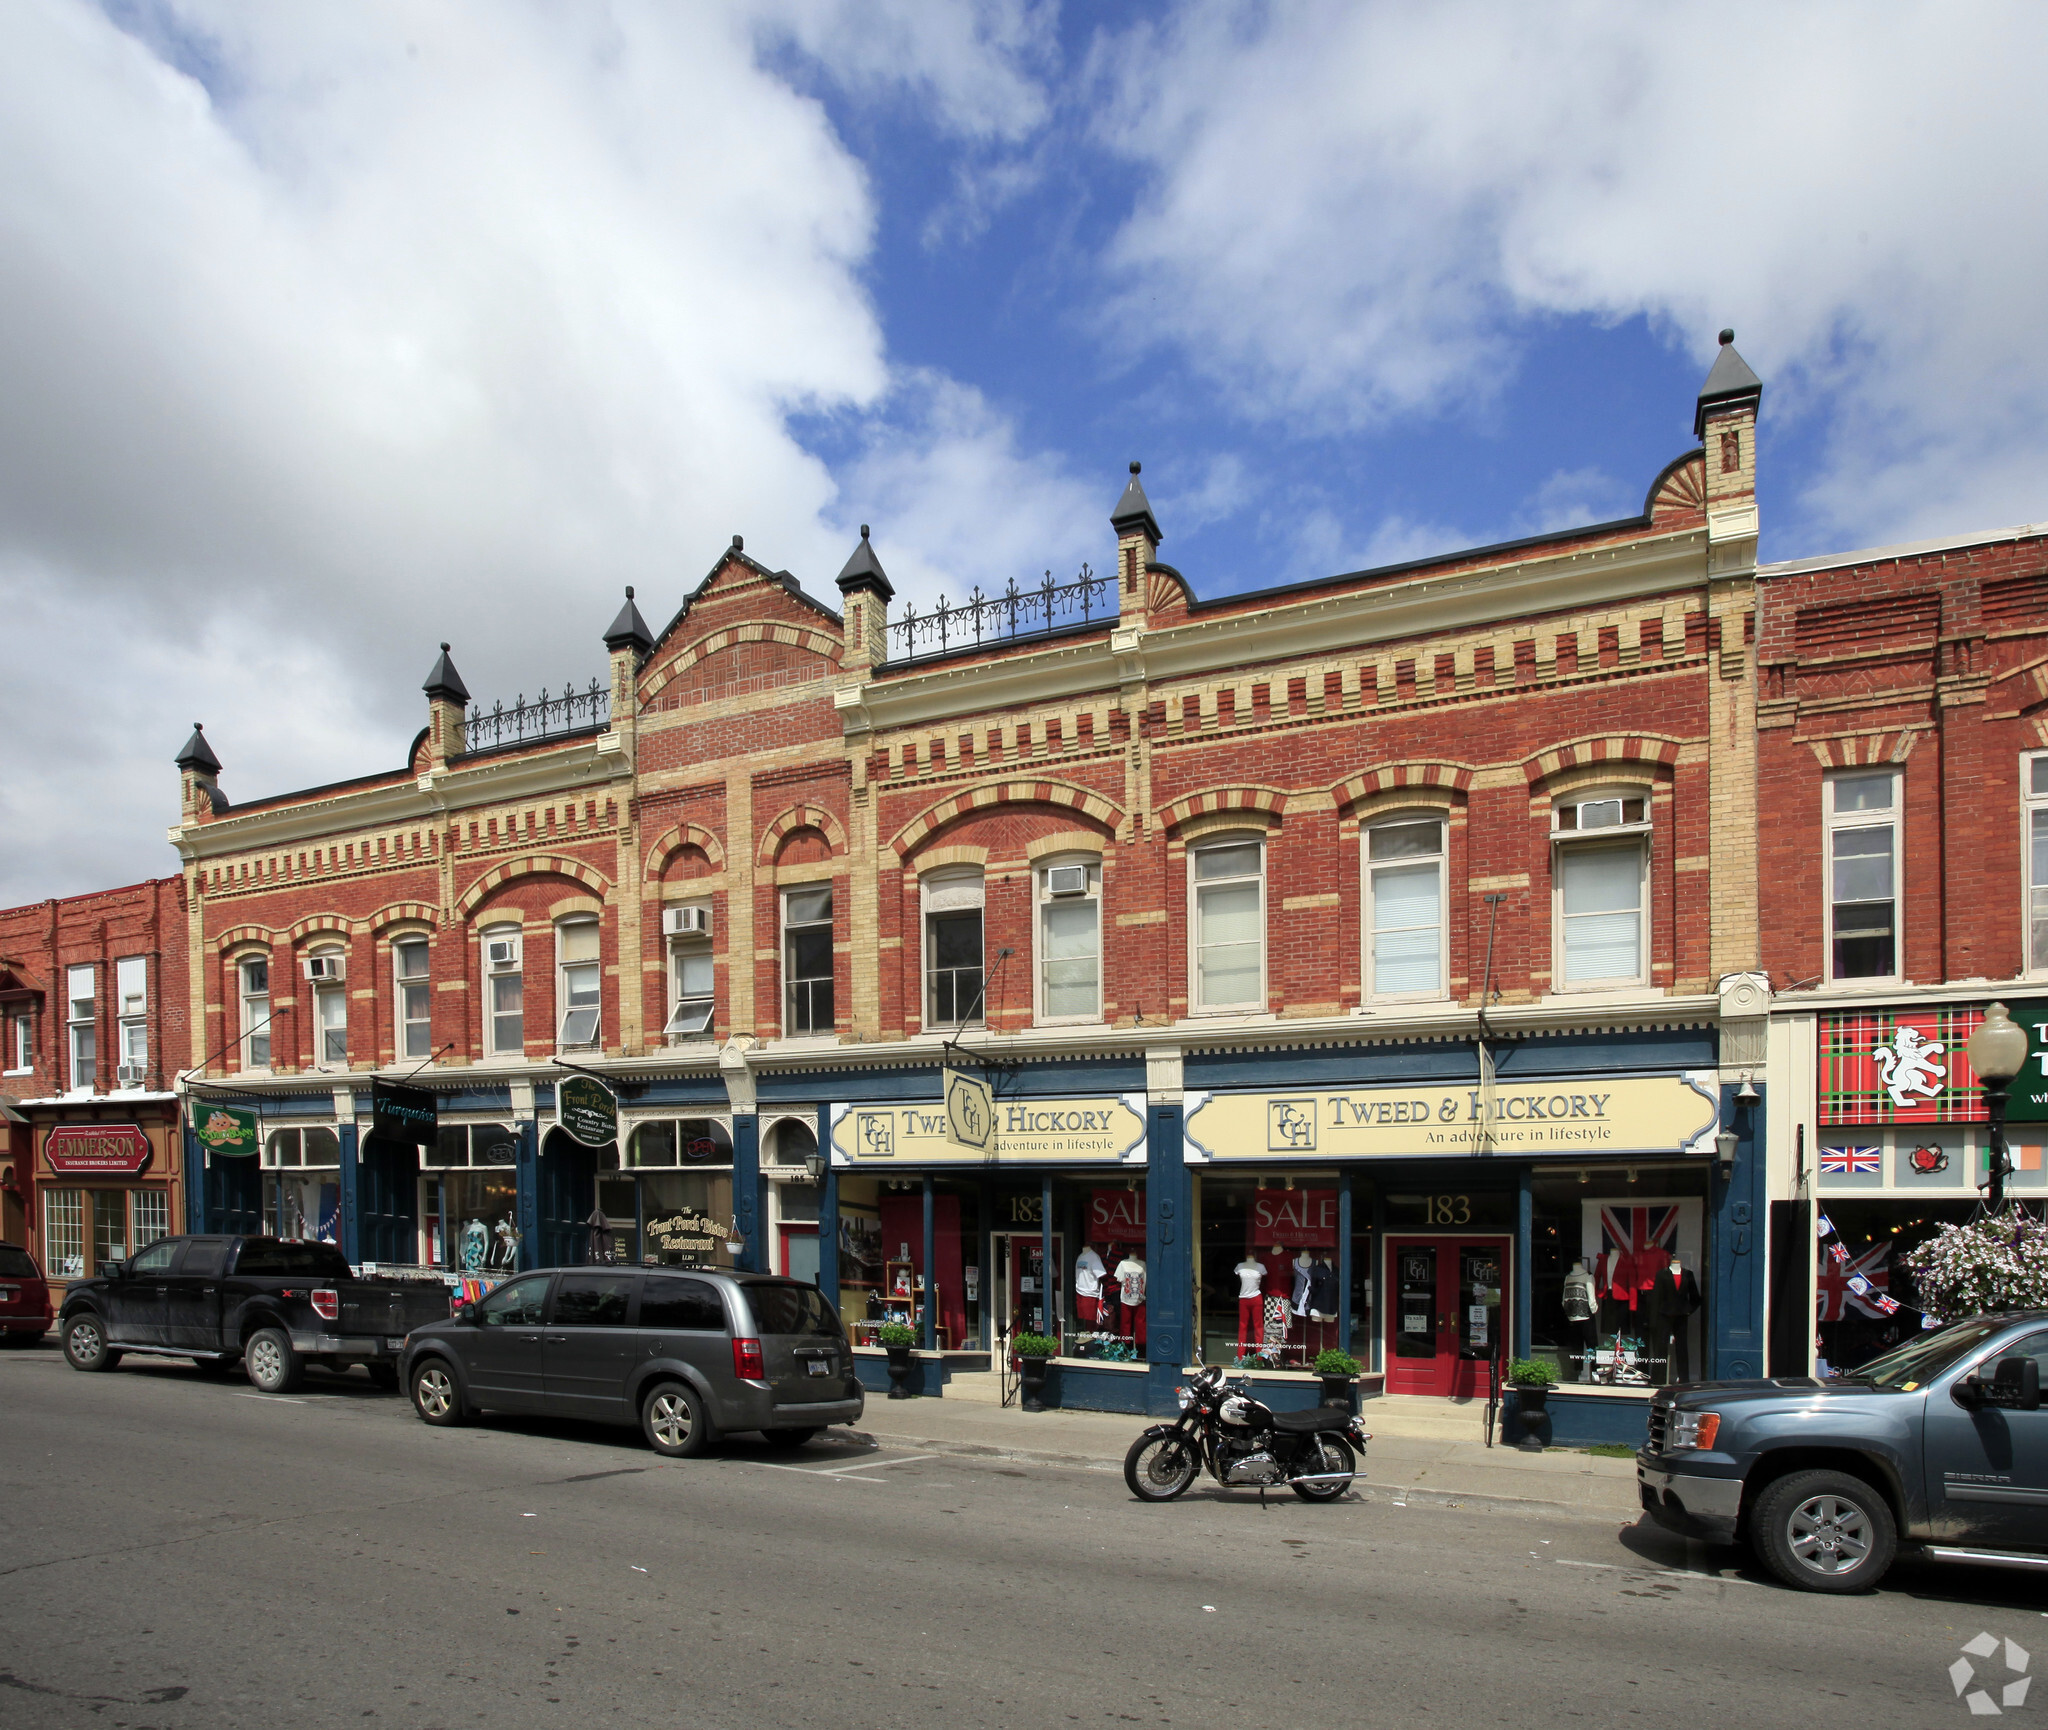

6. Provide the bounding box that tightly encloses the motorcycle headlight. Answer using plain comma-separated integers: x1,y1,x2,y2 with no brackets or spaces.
1666,1410,1721,1451
1175,1386,1194,1410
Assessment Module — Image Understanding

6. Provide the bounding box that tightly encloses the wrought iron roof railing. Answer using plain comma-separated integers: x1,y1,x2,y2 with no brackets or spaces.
463,678,610,752
886,563,1112,665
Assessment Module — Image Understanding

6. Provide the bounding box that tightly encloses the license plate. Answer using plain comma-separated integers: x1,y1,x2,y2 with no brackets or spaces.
806,1358,832,1377
386,1336,405,1350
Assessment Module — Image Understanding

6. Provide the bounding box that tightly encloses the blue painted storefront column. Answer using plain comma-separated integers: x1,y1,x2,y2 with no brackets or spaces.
1336,1172,1353,1356
732,1113,760,1273
515,1121,539,1272
337,1122,361,1265
1708,1084,1765,1379
815,1105,839,1303
185,1127,207,1234
1515,1166,1534,1361
1145,1103,1189,1414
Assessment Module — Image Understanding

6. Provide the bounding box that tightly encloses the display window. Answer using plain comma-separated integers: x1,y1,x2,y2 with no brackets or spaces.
41,1184,172,1278
263,1126,342,1242
594,1117,736,1266
421,1122,520,1271
1194,1173,1345,1370
1528,1166,1708,1386
1813,1199,1980,1374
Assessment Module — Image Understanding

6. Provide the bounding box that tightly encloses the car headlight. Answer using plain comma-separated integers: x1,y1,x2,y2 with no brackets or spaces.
1666,1410,1721,1451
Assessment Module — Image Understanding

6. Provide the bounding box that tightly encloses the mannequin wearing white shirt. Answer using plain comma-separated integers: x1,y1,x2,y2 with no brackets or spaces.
1234,1255,1266,1352
1075,1243,1108,1328
1113,1252,1146,1347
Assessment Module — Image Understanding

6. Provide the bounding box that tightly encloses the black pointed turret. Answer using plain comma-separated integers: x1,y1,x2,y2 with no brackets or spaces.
1110,460,1161,544
423,642,470,705
604,586,654,656
835,524,894,602
1694,329,1762,438
175,722,221,775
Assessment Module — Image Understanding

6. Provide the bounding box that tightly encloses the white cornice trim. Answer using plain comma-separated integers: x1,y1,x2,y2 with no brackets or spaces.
1758,522,2048,581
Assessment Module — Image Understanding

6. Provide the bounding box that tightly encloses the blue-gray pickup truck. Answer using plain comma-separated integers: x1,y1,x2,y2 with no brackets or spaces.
1638,1311,2048,1591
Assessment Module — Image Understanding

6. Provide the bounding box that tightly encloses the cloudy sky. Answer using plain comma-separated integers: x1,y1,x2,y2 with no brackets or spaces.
4,1,2045,901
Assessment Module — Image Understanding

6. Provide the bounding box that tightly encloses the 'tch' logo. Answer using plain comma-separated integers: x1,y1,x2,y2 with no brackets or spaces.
857,1113,894,1157
1268,1101,1316,1151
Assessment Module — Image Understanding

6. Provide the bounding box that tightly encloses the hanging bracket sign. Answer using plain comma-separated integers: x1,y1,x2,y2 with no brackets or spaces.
370,1080,438,1148
943,1067,996,1152
556,1074,619,1149
193,1105,260,1158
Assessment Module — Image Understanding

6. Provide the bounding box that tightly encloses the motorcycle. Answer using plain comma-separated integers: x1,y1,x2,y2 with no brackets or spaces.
1123,1364,1371,1503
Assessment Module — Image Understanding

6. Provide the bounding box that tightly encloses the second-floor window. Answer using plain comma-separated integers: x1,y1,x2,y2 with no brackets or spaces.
6,1009,29,1075
115,956,147,1084
1552,790,1649,989
394,938,432,1059
664,905,713,1041
239,956,270,1069
556,917,601,1049
782,885,834,1036
1826,771,1898,981
924,871,985,1028
306,946,348,1067
1038,857,1101,1022
1365,815,1446,999
1192,838,1265,1012
482,924,523,1056
67,964,95,1091
2028,753,2048,973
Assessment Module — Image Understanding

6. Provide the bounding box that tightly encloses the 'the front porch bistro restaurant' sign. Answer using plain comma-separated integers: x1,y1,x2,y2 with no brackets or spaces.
1183,1073,1722,1162
831,1095,1148,1167
646,1210,735,1258
45,1124,154,1175
556,1074,619,1149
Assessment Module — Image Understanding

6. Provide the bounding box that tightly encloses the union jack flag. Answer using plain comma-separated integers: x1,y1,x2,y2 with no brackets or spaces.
1597,1206,1678,1310
1817,1243,1891,1321
1819,1145,1882,1175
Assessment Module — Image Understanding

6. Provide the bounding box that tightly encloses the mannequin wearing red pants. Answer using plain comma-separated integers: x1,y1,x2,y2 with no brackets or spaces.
1233,1254,1267,1352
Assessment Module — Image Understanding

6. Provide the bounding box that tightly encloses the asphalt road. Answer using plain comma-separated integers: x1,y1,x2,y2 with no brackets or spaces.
1,1344,2041,1729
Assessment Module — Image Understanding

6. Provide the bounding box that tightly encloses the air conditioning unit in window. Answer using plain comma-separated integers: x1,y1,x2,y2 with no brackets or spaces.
485,938,520,971
1045,865,1089,897
663,906,711,938
116,1063,145,1087
302,955,346,983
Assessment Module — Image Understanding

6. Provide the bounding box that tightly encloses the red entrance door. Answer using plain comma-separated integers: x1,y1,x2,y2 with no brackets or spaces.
1384,1236,1510,1397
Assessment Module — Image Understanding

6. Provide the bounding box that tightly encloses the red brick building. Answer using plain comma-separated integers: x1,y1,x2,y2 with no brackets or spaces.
0,878,191,1291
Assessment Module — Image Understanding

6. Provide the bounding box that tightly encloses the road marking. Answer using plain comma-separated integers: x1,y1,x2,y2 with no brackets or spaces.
230,1393,306,1405
1555,1558,1756,1585
745,1461,885,1479
742,1452,940,1479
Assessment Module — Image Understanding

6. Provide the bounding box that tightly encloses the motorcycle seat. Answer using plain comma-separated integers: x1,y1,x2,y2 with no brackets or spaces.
1269,1408,1351,1433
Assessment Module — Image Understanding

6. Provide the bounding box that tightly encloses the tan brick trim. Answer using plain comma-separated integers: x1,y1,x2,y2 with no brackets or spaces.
1173,809,1278,845
639,622,841,706
911,844,990,875
1801,728,1926,768
642,822,727,881
1157,784,1289,832
365,902,441,936
215,925,281,953
1330,761,1474,812
285,913,352,944
1024,830,1104,863
888,779,1125,859
1522,734,1685,785
1346,786,1460,833
453,854,613,918
757,803,849,864
547,895,604,921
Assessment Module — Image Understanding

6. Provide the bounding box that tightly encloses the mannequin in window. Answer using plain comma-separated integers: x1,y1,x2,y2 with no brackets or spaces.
1291,1250,1316,1317
1262,1245,1292,1353
1113,1249,1146,1348
1562,1259,1599,1382
1075,1241,1107,1330
1234,1253,1266,1352
1644,1253,1701,1384
1305,1250,1340,1354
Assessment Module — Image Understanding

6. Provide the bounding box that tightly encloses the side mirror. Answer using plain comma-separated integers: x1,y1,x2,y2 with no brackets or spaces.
1994,1357,2043,1412
105,1259,127,1281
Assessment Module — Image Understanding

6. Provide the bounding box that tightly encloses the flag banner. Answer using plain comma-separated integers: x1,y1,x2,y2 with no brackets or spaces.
1818,1244,1892,1321
1816,1212,1835,1238
1819,1146,1882,1175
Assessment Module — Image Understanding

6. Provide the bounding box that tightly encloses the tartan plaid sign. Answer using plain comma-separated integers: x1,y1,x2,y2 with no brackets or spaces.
1819,1006,1986,1126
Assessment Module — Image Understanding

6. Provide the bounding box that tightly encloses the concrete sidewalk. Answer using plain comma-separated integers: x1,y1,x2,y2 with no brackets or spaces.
853,1394,1640,1519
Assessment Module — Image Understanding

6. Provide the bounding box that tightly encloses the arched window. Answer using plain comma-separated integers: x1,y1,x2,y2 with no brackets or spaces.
393,935,432,1060
237,954,271,1070
1190,835,1265,1012
1035,855,1101,1023
304,943,348,1068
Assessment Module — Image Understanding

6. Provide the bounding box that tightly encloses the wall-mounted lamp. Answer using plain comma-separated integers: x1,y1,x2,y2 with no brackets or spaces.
1735,1079,1761,1106
1578,1169,1589,1185
1626,1167,1638,1185
1715,1129,1739,1172
803,1148,826,1183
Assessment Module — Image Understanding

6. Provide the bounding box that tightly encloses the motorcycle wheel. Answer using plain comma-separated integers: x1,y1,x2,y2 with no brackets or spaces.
1124,1433,1200,1502
1290,1435,1356,1502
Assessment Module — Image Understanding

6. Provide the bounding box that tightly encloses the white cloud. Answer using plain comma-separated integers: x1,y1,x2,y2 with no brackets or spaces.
1094,1,2048,549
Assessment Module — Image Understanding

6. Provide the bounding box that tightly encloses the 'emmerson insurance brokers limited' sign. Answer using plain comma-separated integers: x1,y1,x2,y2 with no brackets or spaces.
45,1124,154,1175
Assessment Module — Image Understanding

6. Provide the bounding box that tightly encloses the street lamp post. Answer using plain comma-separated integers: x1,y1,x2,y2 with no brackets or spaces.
1967,1003,2030,1210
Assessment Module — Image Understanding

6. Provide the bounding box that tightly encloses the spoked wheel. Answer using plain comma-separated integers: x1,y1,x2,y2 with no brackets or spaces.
642,1382,716,1459
1290,1434,1357,1502
1124,1432,1200,1502
1753,1469,1896,1592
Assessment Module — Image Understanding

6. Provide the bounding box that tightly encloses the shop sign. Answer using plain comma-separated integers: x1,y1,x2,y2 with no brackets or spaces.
2008,999,2048,1123
942,1067,996,1151
556,1075,618,1149
193,1105,260,1158
1183,1072,1721,1162
1253,1187,1337,1246
46,1124,153,1175
1089,1188,1146,1236
1817,1000,2048,1125
370,1080,438,1148
646,1210,732,1257
830,1094,1147,1167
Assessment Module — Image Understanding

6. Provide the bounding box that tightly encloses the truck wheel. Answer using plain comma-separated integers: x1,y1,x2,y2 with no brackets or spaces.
642,1382,716,1458
1752,1469,1896,1592
410,1359,467,1426
63,1314,120,1372
243,1326,305,1395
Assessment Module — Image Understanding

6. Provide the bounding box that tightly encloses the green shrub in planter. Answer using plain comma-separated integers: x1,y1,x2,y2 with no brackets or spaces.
1013,1331,1060,1359
877,1322,917,1349
1507,1357,1559,1388
1312,1348,1361,1378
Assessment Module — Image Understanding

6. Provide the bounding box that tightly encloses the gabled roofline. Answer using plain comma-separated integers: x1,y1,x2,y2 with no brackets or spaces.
647,543,843,662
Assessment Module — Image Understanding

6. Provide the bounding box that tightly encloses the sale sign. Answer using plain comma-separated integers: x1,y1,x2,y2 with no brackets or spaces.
45,1124,153,1175
1089,1188,1146,1239
1252,1187,1337,1248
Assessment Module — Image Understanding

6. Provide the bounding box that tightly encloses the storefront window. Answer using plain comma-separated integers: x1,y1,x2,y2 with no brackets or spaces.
1196,1174,1341,1368
421,1123,520,1270
263,1126,344,1243
1529,1166,1708,1385
602,1118,737,1266
93,1189,129,1267
1814,1199,1980,1374
43,1187,84,1277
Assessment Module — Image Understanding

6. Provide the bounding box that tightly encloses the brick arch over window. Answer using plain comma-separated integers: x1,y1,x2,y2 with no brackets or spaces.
643,823,728,882
454,855,612,918
368,902,442,935
889,779,1126,859
757,804,848,865
213,924,284,953
286,914,354,944
1522,735,1684,787
1156,785,1288,833
639,623,842,707
1330,762,1474,813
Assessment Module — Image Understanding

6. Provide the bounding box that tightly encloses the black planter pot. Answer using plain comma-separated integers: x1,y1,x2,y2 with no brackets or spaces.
1513,1383,1551,1446
885,1346,918,1400
1018,1354,1051,1413
1318,1374,1356,1409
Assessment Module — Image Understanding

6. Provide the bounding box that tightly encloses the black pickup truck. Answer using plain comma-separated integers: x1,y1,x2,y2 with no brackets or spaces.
58,1235,452,1394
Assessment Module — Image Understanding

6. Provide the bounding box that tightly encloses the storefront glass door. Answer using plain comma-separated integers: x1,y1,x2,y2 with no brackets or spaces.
1384,1235,1509,1397
993,1231,1061,1343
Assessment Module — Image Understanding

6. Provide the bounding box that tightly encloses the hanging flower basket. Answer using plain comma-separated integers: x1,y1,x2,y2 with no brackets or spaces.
1900,1209,2048,1322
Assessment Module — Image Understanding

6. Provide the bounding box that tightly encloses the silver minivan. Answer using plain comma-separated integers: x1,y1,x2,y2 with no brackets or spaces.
401,1268,862,1456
